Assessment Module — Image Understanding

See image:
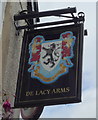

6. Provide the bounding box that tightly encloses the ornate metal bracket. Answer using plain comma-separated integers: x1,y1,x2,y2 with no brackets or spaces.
14,7,87,36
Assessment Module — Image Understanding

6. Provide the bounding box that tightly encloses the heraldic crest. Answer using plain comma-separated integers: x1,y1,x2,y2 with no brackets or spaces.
28,32,76,84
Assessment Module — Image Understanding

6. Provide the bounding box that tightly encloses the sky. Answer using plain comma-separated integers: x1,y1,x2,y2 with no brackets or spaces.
0,1,96,119
37,2,96,118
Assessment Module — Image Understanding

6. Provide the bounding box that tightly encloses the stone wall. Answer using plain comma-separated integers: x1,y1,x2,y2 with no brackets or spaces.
1,1,27,118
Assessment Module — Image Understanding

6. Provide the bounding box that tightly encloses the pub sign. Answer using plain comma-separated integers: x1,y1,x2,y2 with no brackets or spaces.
14,23,84,108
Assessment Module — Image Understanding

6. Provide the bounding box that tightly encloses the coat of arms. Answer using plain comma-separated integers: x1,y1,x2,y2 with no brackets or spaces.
28,32,76,84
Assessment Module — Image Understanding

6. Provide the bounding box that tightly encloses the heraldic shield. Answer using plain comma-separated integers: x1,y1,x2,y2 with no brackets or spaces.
28,32,76,84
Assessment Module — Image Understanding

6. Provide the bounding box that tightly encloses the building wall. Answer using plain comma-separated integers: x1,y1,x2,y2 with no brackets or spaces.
1,1,27,118
0,2,6,117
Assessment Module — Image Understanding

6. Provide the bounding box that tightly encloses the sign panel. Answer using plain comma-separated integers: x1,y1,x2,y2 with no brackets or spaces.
14,23,84,108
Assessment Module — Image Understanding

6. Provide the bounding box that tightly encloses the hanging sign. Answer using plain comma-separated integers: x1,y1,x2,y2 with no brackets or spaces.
14,23,84,108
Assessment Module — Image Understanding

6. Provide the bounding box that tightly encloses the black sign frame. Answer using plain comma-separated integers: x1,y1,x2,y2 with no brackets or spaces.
14,23,84,108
